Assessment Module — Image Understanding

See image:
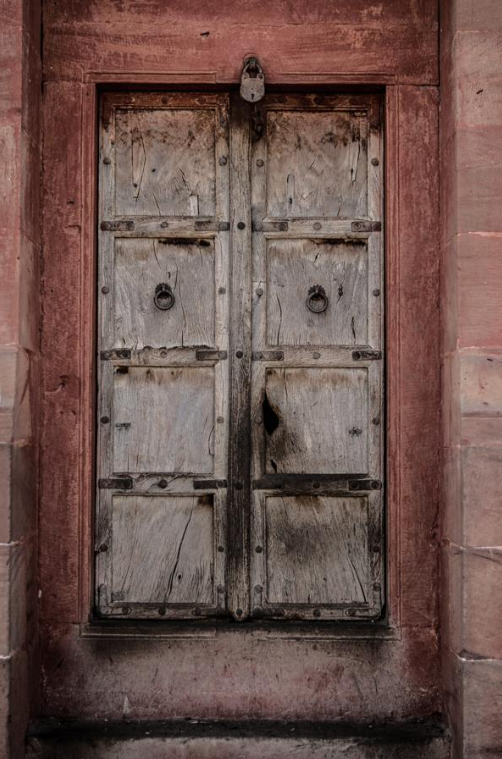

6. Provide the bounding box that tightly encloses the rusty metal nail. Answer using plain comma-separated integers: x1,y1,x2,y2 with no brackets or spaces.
353,351,361,360
218,286,226,294
256,159,264,167
100,416,110,424
103,157,111,165
158,606,167,615
254,585,263,593
101,286,110,294
255,545,263,553
345,609,356,617
312,481,320,489
217,416,224,424
193,607,202,616
158,479,168,489
160,350,168,358
237,221,246,230
372,417,380,425
162,97,168,105
256,288,264,297
313,609,321,618
102,351,110,360
373,582,381,591
372,544,381,553
122,606,132,615
218,545,225,553
98,543,108,553
254,222,263,232
313,222,322,230
236,350,243,358
313,352,321,359
161,221,169,228
373,288,381,296
234,481,243,490
371,480,380,489
236,609,243,617
371,158,380,166
219,156,228,166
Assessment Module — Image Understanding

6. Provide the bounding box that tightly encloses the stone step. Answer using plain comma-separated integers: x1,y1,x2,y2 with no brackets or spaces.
27,718,450,758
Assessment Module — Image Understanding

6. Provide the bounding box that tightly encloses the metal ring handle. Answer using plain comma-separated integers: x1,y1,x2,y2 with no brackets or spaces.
306,285,329,314
154,283,175,311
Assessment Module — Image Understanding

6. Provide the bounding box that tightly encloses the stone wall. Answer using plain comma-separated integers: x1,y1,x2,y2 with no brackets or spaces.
0,0,41,756
441,0,502,756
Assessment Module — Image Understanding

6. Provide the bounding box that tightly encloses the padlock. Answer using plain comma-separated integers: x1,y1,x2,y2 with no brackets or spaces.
240,57,265,103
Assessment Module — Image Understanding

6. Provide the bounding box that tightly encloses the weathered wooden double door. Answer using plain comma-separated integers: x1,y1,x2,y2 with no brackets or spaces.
95,91,384,622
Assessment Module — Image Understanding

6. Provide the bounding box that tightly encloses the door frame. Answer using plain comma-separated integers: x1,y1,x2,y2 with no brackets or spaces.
48,77,439,639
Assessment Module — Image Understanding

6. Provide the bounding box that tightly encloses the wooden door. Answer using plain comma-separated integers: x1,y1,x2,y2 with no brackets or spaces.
95,92,384,622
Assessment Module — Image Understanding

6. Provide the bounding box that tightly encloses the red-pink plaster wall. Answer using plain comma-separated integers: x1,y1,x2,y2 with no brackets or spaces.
0,1,41,757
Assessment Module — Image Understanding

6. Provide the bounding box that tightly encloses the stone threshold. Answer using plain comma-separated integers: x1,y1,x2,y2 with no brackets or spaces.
27,717,451,758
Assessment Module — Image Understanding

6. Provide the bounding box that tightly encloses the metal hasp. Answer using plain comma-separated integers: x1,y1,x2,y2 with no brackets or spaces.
240,57,265,103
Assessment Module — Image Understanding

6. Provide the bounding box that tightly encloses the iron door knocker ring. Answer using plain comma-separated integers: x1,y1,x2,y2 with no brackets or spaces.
154,283,175,311
306,285,329,314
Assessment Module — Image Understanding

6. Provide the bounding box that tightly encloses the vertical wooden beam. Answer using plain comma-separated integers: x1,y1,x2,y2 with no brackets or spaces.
227,94,252,620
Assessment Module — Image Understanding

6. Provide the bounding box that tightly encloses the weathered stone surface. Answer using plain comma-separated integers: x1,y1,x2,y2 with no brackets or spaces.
26,720,450,759
460,350,502,416
458,233,502,348
463,659,502,758
462,445,502,547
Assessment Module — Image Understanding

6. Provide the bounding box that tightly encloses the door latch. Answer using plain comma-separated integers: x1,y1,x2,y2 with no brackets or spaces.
240,57,265,103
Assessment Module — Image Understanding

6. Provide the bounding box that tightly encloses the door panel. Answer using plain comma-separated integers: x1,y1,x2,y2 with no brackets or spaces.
114,108,217,217
96,91,383,622
264,495,371,606
264,367,368,475
265,110,368,219
113,237,215,349
112,366,215,474
109,495,214,608
266,238,368,347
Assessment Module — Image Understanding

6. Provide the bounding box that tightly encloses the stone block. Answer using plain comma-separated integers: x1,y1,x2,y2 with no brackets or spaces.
462,445,502,546
455,0,502,30
0,27,22,117
460,350,502,416
454,31,502,129
0,346,17,444
463,658,502,757
456,125,502,171
461,416,502,447
457,165,502,233
0,227,20,346
461,548,502,660
0,116,22,230
0,541,27,657
458,232,502,347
